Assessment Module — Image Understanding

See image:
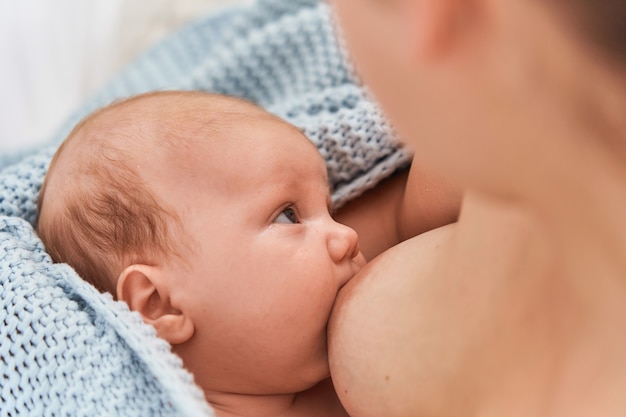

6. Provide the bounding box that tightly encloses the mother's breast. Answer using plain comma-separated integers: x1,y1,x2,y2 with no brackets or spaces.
328,223,459,417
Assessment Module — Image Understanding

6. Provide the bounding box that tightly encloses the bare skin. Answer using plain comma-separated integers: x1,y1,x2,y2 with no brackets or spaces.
329,0,626,416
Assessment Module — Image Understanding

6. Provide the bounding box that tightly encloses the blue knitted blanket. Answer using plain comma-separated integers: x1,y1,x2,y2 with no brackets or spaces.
0,1,410,415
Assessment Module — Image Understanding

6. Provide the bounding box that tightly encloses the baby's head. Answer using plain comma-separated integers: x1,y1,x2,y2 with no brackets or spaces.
37,91,365,398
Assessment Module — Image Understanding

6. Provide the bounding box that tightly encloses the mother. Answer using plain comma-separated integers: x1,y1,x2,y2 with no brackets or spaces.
329,1,626,416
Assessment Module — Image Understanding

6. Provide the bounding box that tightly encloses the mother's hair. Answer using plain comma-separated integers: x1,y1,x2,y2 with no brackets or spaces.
550,0,626,65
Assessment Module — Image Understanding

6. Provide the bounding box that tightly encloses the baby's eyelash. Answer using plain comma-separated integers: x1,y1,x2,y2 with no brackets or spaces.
274,205,299,224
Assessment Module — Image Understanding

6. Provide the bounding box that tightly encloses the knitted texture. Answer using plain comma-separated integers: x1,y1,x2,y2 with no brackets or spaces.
0,0,411,415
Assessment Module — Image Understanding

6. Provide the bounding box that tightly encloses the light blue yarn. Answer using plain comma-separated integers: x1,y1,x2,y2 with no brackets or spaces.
0,1,411,416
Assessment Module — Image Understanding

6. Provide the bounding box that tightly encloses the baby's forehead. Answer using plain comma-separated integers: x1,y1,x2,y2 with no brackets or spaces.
68,93,273,155
123,93,287,145
54,92,319,191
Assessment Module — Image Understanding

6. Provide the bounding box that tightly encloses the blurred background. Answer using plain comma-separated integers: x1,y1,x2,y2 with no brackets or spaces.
0,0,249,153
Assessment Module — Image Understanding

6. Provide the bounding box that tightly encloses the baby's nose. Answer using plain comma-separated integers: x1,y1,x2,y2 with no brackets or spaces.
328,222,361,263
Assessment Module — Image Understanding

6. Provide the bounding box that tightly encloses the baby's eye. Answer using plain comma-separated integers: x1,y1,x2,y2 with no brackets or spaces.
274,206,299,224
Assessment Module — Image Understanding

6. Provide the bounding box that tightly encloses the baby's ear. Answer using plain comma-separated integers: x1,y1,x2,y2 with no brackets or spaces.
117,264,194,345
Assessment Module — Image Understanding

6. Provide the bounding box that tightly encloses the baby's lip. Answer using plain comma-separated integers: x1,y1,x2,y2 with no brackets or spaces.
354,251,366,268
339,254,366,289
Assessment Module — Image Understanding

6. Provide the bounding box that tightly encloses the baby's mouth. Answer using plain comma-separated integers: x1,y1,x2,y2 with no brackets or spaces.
339,261,364,291
354,251,367,269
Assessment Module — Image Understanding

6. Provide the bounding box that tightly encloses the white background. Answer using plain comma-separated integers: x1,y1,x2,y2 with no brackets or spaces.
0,0,248,153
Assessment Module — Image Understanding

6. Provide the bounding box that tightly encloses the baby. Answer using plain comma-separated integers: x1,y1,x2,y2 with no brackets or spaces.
37,90,461,416
37,91,365,417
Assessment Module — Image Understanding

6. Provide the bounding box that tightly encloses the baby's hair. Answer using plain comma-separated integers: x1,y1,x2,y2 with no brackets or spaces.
548,1,626,66
37,94,188,295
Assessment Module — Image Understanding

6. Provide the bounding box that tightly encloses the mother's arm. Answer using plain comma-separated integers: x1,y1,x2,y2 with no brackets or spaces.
334,163,462,260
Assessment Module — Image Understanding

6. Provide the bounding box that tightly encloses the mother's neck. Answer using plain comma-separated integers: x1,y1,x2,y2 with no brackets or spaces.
529,126,626,283
462,131,626,415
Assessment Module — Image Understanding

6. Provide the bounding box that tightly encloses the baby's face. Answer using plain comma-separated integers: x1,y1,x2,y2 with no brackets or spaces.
153,112,366,394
